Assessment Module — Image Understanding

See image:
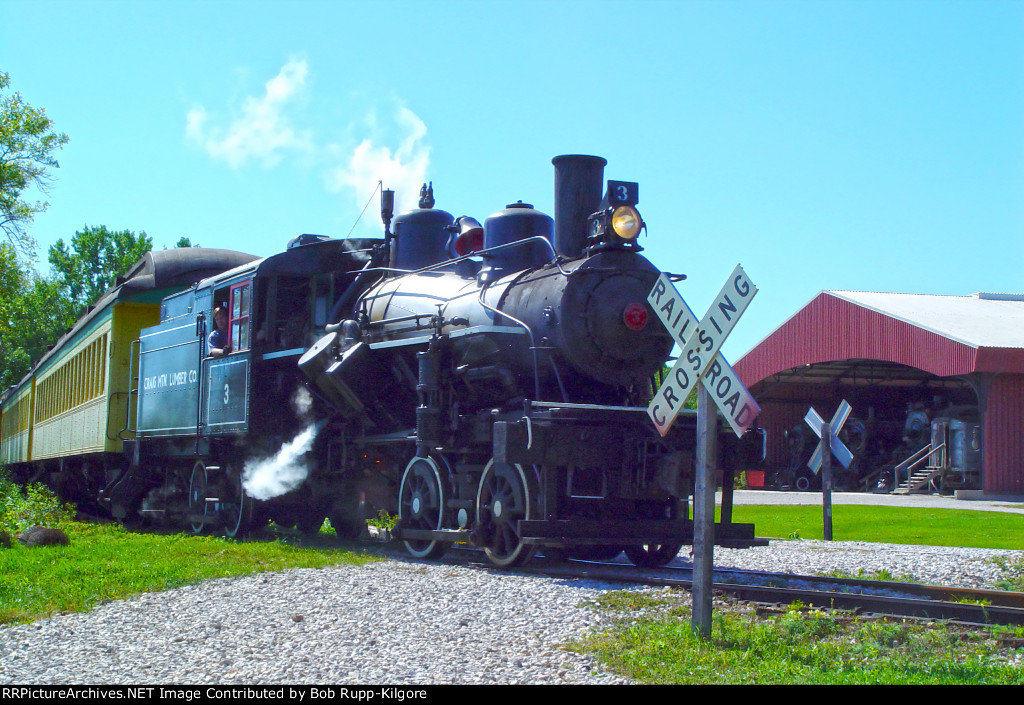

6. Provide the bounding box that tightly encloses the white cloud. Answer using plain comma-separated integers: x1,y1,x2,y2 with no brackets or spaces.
186,58,314,168
186,60,432,218
328,105,431,214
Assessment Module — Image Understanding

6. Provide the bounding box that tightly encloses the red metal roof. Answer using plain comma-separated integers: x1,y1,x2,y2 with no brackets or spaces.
735,291,1024,384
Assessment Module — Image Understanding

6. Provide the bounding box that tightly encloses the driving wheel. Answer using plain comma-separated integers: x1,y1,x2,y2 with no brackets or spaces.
476,460,536,568
399,456,448,559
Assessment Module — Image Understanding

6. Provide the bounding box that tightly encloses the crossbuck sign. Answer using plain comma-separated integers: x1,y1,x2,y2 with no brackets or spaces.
804,401,854,473
647,265,761,438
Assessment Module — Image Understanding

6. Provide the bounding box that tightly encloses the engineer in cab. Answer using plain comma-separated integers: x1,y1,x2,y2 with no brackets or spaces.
208,306,232,358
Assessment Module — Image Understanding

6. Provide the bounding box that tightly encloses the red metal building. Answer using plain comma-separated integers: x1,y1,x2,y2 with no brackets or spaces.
734,291,1024,494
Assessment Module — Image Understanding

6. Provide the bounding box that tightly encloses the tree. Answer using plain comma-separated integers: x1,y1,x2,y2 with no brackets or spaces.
0,243,76,390
0,226,151,389
175,236,200,248
48,225,152,314
0,71,69,257
0,243,33,389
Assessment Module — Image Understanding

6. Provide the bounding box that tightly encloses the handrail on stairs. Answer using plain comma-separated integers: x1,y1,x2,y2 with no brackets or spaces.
895,442,946,489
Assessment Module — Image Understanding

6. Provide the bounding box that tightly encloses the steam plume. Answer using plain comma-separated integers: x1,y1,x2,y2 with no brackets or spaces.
242,422,323,501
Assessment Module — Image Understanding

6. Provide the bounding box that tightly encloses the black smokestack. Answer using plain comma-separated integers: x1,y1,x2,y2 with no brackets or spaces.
552,154,606,258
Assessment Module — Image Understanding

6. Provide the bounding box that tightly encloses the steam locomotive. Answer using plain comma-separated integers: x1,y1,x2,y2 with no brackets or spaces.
1,155,761,567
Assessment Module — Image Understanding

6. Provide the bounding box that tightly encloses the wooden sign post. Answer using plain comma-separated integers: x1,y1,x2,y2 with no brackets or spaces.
692,385,717,639
821,421,832,541
805,401,853,542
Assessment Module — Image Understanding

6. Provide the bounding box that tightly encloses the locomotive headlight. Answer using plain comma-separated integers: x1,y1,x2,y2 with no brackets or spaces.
611,206,642,240
585,180,644,250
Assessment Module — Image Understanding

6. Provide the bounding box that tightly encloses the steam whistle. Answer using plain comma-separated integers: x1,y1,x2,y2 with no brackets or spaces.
381,188,395,237
418,182,434,209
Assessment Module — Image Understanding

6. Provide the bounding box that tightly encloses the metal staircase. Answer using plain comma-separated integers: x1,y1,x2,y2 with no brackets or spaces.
892,442,946,494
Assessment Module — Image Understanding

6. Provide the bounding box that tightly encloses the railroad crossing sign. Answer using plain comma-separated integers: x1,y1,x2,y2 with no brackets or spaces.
804,400,854,473
647,264,761,438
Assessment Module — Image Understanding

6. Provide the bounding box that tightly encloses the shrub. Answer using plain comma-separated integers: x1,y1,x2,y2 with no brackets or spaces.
0,470,77,536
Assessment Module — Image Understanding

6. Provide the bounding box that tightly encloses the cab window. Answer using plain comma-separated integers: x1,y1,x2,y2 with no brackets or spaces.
229,281,251,352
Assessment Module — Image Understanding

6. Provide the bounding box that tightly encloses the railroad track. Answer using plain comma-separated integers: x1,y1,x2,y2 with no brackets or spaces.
302,531,1024,627
521,555,1024,627
413,544,1024,627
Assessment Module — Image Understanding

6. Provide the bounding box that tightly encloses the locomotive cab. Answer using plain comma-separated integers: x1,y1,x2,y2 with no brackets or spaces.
128,236,385,534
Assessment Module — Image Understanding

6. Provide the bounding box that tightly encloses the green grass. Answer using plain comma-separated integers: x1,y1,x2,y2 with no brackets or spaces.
569,504,1024,684
726,505,1024,550
572,590,1024,684
0,521,379,625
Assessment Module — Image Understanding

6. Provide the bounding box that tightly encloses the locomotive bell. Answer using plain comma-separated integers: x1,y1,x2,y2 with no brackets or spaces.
449,216,484,257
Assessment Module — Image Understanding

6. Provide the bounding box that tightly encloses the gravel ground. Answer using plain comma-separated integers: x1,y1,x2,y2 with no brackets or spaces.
707,540,1023,589
0,559,629,685
2,540,1022,685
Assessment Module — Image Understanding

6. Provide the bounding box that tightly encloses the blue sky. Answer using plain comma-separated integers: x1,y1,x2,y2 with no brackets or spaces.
3,0,1021,360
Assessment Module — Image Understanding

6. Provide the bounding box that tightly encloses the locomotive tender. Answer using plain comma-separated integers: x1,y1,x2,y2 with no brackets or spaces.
0,249,257,505
1,155,760,567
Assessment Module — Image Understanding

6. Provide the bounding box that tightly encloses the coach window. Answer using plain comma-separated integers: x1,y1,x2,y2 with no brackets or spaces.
229,281,252,352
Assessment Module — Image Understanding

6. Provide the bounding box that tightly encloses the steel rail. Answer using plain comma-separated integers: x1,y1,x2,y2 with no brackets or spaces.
645,561,1024,610
424,545,1024,627
522,559,1024,627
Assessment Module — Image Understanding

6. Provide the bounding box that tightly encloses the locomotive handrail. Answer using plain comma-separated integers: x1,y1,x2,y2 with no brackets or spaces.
344,236,574,279
135,339,201,355
526,400,649,412
546,350,569,402
477,283,542,400
106,392,131,441
362,311,437,328
195,311,207,453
